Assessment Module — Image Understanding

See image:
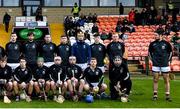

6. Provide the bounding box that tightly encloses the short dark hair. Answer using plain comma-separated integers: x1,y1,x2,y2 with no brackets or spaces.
91,57,97,61
0,57,7,62
11,32,16,35
61,35,68,38
19,55,26,62
27,32,34,37
93,33,100,37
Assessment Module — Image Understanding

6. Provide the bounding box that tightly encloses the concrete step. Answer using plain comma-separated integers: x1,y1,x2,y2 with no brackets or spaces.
128,66,139,71
130,72,142,75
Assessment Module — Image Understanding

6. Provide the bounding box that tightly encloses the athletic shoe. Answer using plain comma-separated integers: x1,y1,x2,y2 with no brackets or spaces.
53,95,57,101
166,97,172,102
95,94,101,99
152,96,158,101
100,92,110,99
15,96,20,102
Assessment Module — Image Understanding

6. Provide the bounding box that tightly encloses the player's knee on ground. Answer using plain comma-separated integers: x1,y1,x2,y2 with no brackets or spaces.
84,84,90,91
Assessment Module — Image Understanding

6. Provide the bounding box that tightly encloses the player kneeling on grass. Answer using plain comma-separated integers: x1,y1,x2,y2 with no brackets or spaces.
109,56,132,102
0,57,13,103
13,57,33,102
49,56,67,103
83,58,108,99
33,57,49,101
66,56,84,101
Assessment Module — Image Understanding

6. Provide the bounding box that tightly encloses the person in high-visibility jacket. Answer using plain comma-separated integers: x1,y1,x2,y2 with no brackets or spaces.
167,0,174,13
71,2,81,17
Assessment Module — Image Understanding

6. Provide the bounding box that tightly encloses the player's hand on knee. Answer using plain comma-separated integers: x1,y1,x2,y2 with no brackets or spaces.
57,80,62,86
38,79,45,84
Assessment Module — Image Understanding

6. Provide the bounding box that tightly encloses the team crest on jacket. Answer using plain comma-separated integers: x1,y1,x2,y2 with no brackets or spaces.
99,47,102,51
25,71,28,75
32,45,35,48
50,46,53,50
162,45,165,49
66,47,69,51
42,70,45,74
118,45,121,49
14,45,18,50
96,71,99,75
4,70,7,74
120,68,123,73
74,69,78,74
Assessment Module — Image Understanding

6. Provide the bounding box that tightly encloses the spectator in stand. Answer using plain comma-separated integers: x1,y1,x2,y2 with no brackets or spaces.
71,2,81,17
84,30,91,44
67,28,76,37
164,23,172,36
119,3,124,15
108,30,113,40
172,8,178,24
64,16,71,33
129,24,135,33
92,13,98,23
36,6,42,15
149,6,157,21
121,24,130,33
171,32,180,45
76,16,85,27
134,10,141,26
36,12,43,21
100,29,109,41
159,16,167,25
163,12,169,21
156,24,165,35
87,13,93,23
64,16,75,34
3,12,11,33
147,15,155,25
92,23,99,34
122,17,129,25
141,8,148,25
171,22,180,32
115,23,122,33
171,32,180,58
128,8,135,24
166,0,174,14
117,18,122,26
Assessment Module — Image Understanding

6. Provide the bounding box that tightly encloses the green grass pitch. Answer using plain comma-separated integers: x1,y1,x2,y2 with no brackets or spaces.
0,76,180,108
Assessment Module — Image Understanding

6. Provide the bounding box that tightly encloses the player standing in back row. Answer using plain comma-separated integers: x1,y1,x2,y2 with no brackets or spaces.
148,33,173,101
